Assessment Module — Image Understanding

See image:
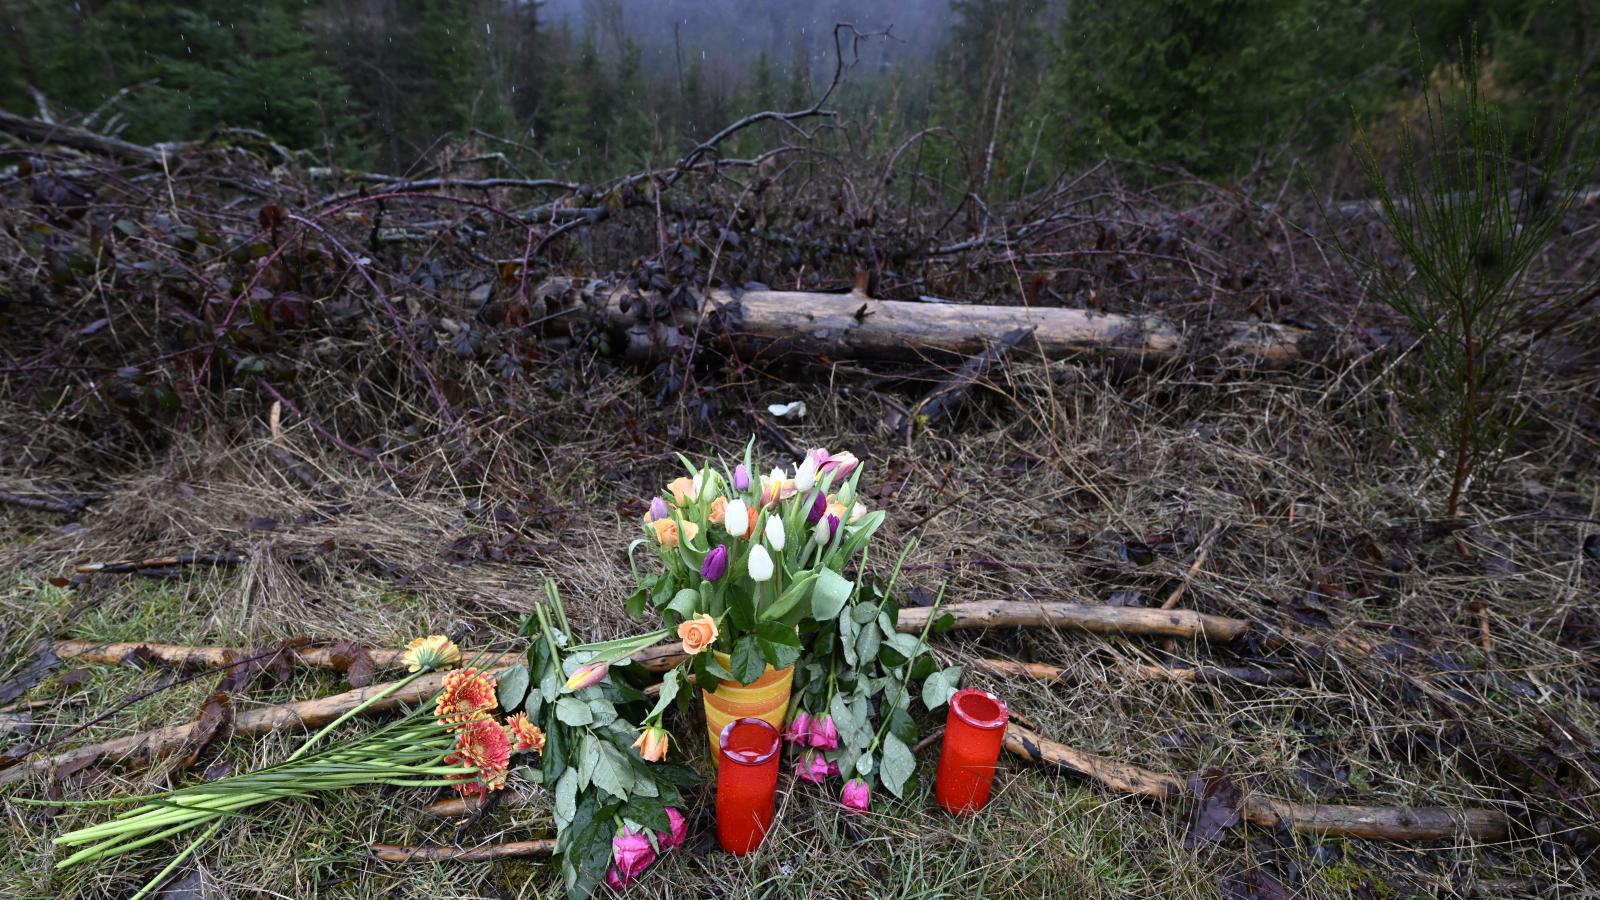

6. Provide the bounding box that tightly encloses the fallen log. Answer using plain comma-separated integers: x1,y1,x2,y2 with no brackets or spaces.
370,839,554,863
1003,723,1508,842
562,279,1310,366
977,657,1303,687
0,673,445,785
0,107,165,163
50,602,1251,684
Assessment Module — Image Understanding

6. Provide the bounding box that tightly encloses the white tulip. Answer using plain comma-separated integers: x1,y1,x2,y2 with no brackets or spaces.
836,481,854,507
748,544,774,582
794,454,818,492
850,501,867,524
725,498,749,538
813,517,832,547
764,516,786,551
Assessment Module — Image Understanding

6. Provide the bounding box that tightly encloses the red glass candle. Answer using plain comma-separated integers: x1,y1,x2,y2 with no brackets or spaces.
934,688,1008,816
716,717,781,854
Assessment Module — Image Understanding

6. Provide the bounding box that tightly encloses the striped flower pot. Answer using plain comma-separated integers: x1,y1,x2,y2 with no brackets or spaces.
703,650,794,756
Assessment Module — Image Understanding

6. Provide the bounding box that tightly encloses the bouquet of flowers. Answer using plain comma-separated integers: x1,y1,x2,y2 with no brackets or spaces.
494,581,697,897
627,443,961,811
32,636,538,900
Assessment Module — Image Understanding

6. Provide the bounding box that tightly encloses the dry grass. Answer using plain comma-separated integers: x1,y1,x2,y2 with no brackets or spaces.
2,350,1598,898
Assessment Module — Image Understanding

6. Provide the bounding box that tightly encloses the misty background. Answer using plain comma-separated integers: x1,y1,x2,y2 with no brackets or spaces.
1,1,1593,187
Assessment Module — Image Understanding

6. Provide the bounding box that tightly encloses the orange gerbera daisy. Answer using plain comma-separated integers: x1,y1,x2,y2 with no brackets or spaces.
447,717,511,797
435,667,499,729
505,712,546,753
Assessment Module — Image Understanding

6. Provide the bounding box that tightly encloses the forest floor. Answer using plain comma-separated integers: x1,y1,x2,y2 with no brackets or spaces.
2,358,1597,898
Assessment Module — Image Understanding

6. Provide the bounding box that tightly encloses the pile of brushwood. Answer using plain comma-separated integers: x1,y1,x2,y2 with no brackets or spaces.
2,45,1600,898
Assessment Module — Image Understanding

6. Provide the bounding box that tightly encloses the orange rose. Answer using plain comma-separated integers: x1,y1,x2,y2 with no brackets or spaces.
667,476,696,506
677,613,719,655
650,518,700,548
709,496,728,525
631,725,670,762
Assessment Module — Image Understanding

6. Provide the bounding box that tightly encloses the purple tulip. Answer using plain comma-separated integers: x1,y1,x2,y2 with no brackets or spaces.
733,464,750,492
809,714,839,750
806,491,827,525
646,496,671,522
784,710,813,744
701,544,729,582
841,778,871,814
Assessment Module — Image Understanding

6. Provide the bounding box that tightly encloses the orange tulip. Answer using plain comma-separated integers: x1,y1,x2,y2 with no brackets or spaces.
650,518,700,548
667,476,696,506
709,495,728,525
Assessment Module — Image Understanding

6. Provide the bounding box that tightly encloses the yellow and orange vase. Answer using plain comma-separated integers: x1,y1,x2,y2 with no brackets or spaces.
703,650,794,755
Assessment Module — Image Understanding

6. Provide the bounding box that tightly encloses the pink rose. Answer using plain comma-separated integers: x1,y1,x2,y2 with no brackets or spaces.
656,807,688,850
841,778,871,814
612,824,656,881
809,714,839,750
795,750,838,784
784,710,813,745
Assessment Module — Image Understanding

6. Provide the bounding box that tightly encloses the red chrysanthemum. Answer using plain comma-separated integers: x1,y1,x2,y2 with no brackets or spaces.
505,712,545,754
447,717,511,797
435,667,498,730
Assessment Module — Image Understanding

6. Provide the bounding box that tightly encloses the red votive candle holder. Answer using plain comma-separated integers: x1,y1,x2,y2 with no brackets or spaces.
934,688,1008,816
716,716,781,855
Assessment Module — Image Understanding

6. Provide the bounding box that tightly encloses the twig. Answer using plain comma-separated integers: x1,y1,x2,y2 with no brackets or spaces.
370,839,554,863
975,657,1303,687
911,727,945,755
0,491,97,515
1004,723,1508,841
1160,524,1226,611
76,554,247,575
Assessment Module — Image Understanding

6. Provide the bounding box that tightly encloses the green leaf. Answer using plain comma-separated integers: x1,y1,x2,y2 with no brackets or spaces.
554,769,578,830
811,568,855,621
856,753,875,777
586,696,618,727
932,612,956,634
496,664,530,713
539,662,563,704
625,585,648,619
878,633,922,669
756,621,801,671
854,621,881,667
850,602,879,625
704,651,735,682
887,706,918,744
589,741,636,801
761,570,817,622
556,696,595,726
576,734,601,791
644,668,682,722
727,586,756,631
922,665,964,711
622,793,670,833
667,588,700,620
880,733,916,799
730,634,766,684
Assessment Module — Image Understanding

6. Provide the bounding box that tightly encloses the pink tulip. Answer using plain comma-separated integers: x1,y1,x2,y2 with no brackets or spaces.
821,451,860,481
841,778,871,814
809,714,839,750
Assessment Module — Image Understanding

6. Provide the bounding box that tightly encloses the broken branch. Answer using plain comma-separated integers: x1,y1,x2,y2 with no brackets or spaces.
369,839,554,863
1004,723,1509,842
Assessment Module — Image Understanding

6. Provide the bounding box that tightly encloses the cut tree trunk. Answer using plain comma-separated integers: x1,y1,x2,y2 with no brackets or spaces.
555,279,1310,366
1004,723,1508,842
0,107,163,163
